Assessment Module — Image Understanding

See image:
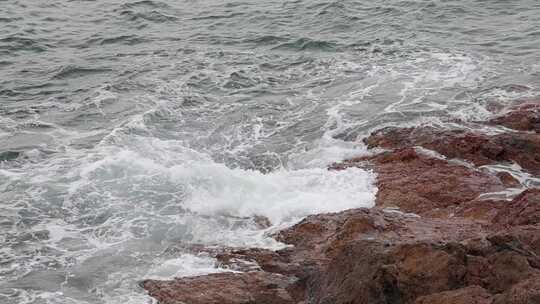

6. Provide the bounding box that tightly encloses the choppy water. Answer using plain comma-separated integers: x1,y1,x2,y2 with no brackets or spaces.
1,0,539,303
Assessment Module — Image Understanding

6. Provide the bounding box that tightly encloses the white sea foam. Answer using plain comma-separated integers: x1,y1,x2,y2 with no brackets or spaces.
63,135,377,229
145,254,234,280
0,126,378,302
3,39,533,304
288,135,369,169
173,160,376,225
481,163,540,189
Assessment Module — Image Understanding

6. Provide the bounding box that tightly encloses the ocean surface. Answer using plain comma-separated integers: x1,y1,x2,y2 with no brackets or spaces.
1,0,539,303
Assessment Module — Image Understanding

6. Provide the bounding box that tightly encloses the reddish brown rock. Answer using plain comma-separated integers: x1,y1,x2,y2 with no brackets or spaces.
363,126,540,174
141,272,297,304
414,286,493,304
495,132,540,174
216,248,294,274
492,275,540,304
450,198,507,223
496,171,521,188
447,188,540,224
493,189,540,226
489,102,540,132
363,127,504,166
142,208,540,304
332,147,508,217
473,250,539,293
486,225,540,263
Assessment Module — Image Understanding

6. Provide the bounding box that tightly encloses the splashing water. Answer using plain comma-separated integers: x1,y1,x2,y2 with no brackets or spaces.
1,0,539,303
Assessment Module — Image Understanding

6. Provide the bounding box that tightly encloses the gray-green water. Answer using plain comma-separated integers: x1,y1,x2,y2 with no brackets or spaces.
1,1,539,303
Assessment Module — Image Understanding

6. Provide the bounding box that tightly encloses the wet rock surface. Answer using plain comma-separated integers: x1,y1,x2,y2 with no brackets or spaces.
142,101,540,304
330,147,509,217
489,102,540,132
363,125,540,174
141,272,297,304
414,286,493,304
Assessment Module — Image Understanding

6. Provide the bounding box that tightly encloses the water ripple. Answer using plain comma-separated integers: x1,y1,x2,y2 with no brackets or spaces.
1,0,539,303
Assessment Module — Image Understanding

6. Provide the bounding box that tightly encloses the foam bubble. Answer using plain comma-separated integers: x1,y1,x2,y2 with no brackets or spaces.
288,135,369,169
145,254,234,280
172,160,376,226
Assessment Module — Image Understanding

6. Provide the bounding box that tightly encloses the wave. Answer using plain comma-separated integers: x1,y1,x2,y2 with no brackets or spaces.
242,35,290,45
272,38,340,51
0,36,48,53
120,0,172,10
191,12,245,20
52,66,113,80
0,128,377,302
98,35,148,46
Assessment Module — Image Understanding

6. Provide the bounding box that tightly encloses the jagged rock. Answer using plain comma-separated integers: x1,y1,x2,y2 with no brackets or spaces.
414,286,493,304
140,272,297,304
489,102,540,132
363,126,540,174
331,147,508,217
492,275,540,304
493,189,540,226
363,127,504,166
142,207,540,304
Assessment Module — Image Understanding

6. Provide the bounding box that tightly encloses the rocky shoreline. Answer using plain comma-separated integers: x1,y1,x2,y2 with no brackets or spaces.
141,100,540,304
